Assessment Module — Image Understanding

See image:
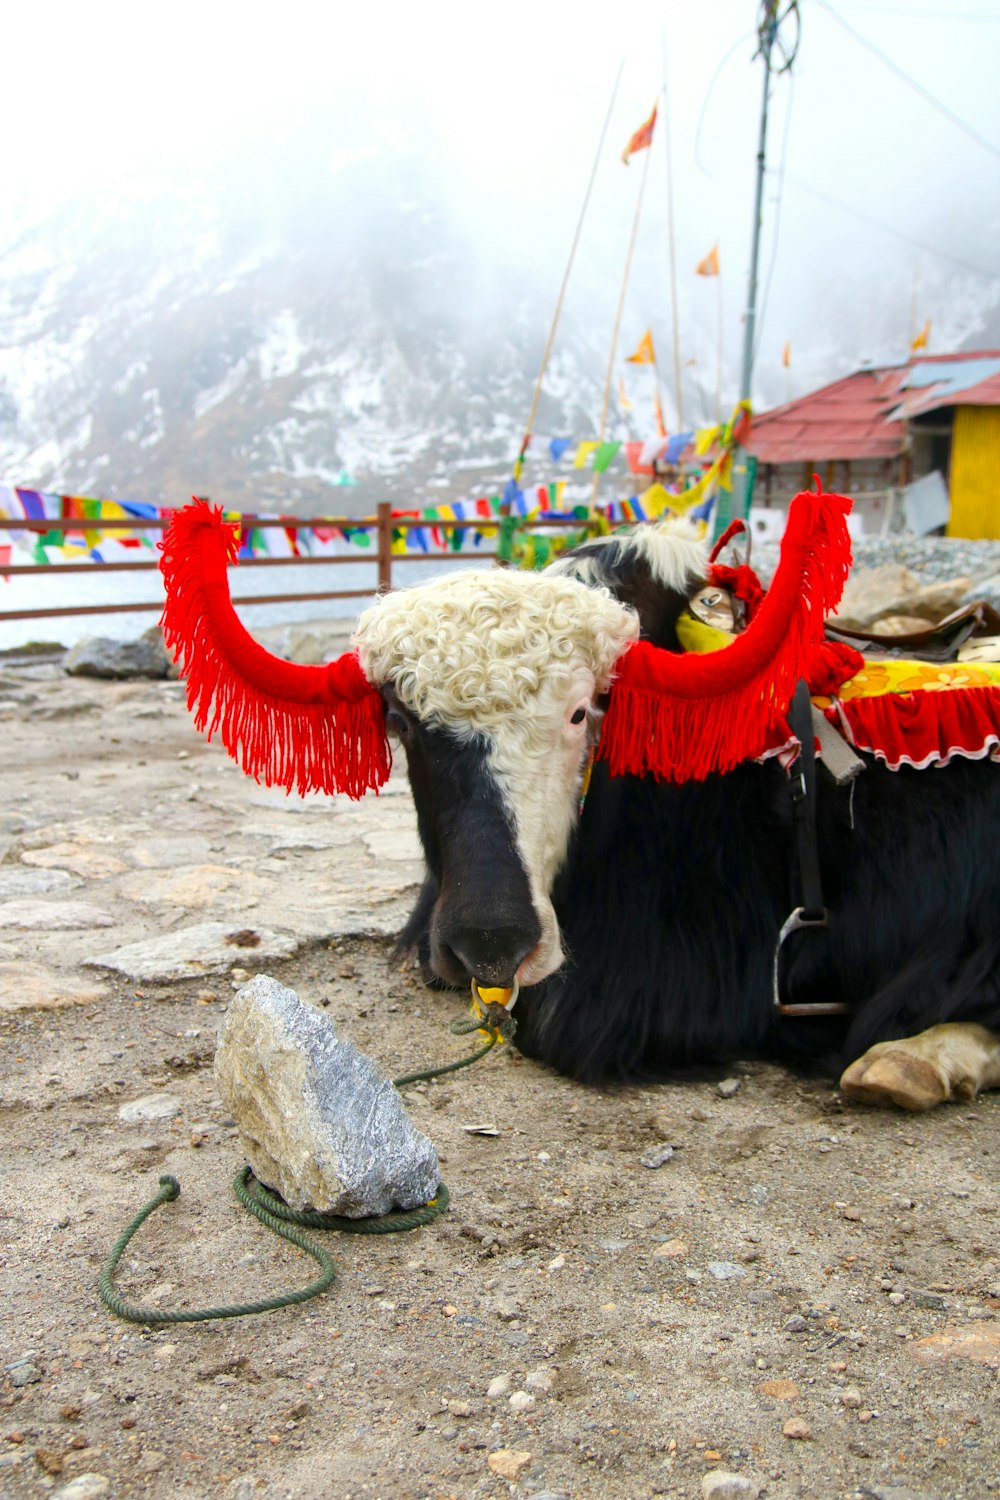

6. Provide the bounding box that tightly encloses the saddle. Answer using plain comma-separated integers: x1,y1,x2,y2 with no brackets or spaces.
826,600,1000,664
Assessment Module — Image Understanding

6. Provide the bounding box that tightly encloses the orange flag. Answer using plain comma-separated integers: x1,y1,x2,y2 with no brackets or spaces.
782,340,791,368
626,330,656,365
911,320,931,352
696,244,720,277
622,103,658,164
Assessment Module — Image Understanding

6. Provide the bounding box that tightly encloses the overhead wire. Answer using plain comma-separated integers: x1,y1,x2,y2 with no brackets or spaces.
813,0,1000,165
694,31,758,177
770,167,1000,282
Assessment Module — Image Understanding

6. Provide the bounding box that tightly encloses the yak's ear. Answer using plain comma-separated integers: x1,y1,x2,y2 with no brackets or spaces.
599,486,854,783
159,500,391,798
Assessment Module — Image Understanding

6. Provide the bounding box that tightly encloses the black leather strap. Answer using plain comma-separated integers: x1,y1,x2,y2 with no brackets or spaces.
787,678,825,923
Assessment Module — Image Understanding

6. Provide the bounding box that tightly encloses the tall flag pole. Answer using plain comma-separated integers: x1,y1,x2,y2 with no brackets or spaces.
511,61,625,495
593,103,658,506
715,0,801,541
661,30,685,432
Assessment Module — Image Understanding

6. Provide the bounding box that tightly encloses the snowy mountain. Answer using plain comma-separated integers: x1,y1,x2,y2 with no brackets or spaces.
0,134,618,514
2,117,998,515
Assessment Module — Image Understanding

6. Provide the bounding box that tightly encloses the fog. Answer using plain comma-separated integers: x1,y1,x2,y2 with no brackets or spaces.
5,0,1000,423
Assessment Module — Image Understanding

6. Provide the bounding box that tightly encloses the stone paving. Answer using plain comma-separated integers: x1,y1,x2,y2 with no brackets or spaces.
0,652,424,1012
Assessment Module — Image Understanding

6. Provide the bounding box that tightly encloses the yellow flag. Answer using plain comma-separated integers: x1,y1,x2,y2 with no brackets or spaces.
574,440,600,469
618,377,632,411
911,320,931,352
696,244,720,277
782,340,791,368
626,330,656,365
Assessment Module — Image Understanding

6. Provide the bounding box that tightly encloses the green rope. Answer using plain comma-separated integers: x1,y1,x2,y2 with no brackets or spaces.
99,1007,512,1326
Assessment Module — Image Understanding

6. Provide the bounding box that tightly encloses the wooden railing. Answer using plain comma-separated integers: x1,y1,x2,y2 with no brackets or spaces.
0,502,603,624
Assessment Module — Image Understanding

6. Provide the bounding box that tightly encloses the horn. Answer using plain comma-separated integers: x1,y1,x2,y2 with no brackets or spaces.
598,485,854,783
158,500,391,798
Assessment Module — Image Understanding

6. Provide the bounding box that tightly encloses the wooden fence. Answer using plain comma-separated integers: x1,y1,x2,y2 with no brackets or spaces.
0,502,603,625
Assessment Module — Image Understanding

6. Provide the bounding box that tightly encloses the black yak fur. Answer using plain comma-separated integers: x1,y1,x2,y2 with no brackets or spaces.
397,535,1000,1085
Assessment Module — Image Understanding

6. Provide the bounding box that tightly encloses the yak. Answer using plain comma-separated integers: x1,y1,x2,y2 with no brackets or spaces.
159,492,1000,1113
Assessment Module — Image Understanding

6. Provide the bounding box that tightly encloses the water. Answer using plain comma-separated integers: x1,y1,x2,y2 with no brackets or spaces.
0,553,489,651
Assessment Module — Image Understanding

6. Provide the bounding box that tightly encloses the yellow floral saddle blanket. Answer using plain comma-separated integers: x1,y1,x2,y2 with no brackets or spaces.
676,609,1000,771
815,657,1000,771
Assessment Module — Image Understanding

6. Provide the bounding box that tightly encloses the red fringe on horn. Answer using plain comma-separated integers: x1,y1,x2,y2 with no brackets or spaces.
598,486,854,783
158,500,390,798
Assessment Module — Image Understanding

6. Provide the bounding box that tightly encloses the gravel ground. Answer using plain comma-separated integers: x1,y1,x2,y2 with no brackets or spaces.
1,653,999,1500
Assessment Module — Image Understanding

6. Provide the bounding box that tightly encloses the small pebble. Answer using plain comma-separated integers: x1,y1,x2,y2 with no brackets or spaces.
487,1448,532,1481
841,1386,863,1409
525,1368,553,1394
51,1478,111,1500
888,1291,906,1306
640,1143,675,1169
702,1472,759,1499
783,1315,808,1333
782,1417,811,1440
486,1375,511,1399
508,1390,535,1413
9,1365,41,1387
717,1078,741,1098
708,1261,746,1281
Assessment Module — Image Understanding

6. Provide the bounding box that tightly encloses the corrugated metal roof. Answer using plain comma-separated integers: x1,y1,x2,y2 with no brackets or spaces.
748,351,1000,465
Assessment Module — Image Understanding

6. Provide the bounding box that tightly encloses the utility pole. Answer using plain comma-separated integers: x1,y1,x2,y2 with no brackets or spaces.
715,0,800,540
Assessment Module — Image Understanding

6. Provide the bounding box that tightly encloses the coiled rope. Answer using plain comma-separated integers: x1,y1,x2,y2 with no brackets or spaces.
99,1010,511,1325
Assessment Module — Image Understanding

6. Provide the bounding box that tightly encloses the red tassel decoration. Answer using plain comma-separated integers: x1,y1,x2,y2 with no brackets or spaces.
598,487,854,782
158,500,390,798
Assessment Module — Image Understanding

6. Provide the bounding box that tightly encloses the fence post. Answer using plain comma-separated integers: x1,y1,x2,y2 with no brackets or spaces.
376,502,393,593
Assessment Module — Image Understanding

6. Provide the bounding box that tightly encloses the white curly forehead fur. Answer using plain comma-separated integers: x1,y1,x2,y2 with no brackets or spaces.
354,568,639,730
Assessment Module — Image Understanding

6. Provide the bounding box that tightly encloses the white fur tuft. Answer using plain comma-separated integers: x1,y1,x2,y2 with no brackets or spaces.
547,519,708,596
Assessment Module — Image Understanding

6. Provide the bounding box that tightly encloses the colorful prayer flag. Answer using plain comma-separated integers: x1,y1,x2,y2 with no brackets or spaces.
653,389,667,438
782,340,791,368
618,377,632,411
622,103,658,164
696,244,720,277
626,331,656,365
911,320,931,352
592,441,622,474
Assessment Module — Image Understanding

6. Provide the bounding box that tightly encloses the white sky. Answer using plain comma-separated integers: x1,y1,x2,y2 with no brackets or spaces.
4,0,1000,405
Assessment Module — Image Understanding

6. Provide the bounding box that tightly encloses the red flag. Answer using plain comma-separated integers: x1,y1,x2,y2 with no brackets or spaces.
622,103,658,164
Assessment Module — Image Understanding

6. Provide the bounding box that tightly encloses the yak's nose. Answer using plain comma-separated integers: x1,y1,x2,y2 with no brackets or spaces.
440,921,540,988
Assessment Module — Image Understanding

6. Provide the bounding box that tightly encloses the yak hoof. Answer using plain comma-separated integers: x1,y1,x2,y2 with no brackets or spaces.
840,1023,1000,1112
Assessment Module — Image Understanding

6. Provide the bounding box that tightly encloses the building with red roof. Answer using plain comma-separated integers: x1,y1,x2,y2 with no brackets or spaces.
747,351,1000,538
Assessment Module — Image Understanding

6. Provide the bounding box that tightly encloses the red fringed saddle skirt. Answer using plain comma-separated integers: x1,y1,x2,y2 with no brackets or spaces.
815,656,1000,771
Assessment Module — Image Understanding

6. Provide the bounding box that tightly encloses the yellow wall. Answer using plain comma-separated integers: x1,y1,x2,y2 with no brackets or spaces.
947,405,1000,539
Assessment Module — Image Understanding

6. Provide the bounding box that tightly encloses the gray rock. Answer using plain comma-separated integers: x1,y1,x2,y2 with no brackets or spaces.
0,898,113,930
51,1478,111,1500
118,1093,183,1124
64,626,171,680
717,1077,741,1098
8,1361,41,1386
708,1261,746,1281
640,1143,674,1169
0,867,80,899
784,1314,808,1332
85,921,300,980
702,1473,759,1500
214,974,440,1216
963,570,1000,613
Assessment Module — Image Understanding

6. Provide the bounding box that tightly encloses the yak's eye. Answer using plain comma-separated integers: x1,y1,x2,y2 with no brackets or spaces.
570,707,587,726
385,706,410,738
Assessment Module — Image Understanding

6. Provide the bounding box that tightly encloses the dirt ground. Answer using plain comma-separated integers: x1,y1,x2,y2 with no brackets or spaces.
1,654,999,1500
